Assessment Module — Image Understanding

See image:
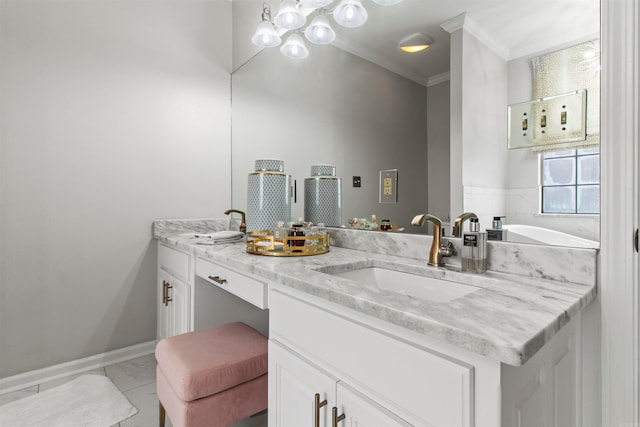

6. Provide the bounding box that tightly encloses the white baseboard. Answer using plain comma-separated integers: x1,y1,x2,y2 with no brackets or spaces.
0,340,157,395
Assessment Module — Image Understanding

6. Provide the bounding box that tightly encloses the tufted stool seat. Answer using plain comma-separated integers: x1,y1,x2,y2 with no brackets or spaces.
155,322,268,427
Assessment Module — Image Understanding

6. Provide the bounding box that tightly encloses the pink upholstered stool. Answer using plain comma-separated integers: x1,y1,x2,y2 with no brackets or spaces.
155,322,268,427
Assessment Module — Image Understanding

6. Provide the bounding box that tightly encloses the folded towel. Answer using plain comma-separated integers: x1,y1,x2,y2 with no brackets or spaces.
192,231,245,245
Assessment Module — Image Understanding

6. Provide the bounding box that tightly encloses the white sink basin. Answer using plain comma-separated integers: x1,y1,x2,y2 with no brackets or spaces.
331,267,481,303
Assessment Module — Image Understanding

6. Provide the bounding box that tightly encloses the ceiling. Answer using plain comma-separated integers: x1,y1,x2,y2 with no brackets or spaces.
331,0,600,85
233,0,600,86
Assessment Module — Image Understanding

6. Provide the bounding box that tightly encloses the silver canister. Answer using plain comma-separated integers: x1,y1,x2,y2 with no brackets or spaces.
247,159,291,232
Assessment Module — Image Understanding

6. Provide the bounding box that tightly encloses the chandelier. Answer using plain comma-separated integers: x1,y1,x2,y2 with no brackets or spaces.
251,0,404,59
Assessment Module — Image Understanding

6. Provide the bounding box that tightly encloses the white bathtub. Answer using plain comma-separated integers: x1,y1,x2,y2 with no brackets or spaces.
501,224,600,249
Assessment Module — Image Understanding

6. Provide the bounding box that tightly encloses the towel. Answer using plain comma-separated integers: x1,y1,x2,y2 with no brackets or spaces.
192,231,245,245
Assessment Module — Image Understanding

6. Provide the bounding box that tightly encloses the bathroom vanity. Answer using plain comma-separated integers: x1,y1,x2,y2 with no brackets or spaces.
153,219,598,427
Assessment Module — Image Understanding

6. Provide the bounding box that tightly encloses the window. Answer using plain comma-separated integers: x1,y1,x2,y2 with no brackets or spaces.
541,148,600,214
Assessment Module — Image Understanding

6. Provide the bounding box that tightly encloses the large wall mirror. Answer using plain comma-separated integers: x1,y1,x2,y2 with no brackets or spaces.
230,0,600,247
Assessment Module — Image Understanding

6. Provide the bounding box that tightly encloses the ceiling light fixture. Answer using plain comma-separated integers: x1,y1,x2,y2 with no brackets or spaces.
280,33,310,58
274,0,307,30
251,4,282,48
333,0,368,28
304,14,336,44
300,0,334,7
399,33,433,53
252,0,403,59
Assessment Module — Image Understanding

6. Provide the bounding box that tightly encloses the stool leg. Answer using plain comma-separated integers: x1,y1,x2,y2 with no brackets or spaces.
159,401,166,427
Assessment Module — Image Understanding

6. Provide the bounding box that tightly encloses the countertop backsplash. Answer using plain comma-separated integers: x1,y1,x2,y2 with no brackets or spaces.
153,218,597,287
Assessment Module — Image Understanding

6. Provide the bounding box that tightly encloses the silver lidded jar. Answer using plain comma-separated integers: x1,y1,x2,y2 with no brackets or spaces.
247,159,291,232
304,164,342,227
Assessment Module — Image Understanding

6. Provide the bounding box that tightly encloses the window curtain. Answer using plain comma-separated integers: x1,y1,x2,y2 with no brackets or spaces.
531,40,600,152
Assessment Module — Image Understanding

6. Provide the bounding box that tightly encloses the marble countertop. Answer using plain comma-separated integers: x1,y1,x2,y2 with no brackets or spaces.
154,219,597,366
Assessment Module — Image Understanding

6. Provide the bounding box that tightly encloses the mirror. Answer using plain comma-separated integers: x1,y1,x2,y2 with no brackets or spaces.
230,0,600,247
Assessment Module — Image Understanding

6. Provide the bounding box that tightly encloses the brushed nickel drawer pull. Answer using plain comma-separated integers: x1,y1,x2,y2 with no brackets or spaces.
314,393,327,427
208,275,228,285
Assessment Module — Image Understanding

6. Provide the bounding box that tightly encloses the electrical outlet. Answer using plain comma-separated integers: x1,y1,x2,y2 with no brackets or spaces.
379,169,398,204
353,176,361,187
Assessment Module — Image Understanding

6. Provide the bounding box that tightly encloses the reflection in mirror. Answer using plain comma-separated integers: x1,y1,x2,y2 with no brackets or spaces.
231,0,600,247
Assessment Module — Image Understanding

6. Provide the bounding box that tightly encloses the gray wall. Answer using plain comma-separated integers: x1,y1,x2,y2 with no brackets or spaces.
0,0,232,378
427,81,451,222
231,44,431,232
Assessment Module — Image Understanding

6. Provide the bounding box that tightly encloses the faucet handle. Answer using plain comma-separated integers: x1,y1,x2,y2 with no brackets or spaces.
440,240,457,257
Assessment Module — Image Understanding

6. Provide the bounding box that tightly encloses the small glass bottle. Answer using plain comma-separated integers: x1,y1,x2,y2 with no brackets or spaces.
380,220,392,231
288,224,305,248
274,221,287,242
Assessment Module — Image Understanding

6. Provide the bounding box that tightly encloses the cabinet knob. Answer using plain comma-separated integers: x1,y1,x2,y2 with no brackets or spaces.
208,275,228,285
314,393,328,427
332,407,345,427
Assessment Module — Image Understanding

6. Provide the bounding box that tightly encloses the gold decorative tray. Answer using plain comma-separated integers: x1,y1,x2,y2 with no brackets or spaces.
246,230,330,257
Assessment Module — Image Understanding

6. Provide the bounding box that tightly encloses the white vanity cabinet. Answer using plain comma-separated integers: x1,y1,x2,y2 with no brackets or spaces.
269,340,411,427
268,284,595,427
157,242,193,339
269,286,477,427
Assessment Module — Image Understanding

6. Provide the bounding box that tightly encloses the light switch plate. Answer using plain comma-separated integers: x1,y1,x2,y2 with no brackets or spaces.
379,169,398,204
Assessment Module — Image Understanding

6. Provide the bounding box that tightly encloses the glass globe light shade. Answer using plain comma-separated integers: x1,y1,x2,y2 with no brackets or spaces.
280,33,309,59
304,15,336,44
274,0,306,30
333,0,368,28
251,20,282,47
300,0,334,7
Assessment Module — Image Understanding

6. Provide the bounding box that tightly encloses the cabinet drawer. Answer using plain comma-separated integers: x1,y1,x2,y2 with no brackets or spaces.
270,288,473,427
158,243,191,282
195,258,267,309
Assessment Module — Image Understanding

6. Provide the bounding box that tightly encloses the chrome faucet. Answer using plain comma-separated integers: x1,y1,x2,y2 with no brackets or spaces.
224,209,247,234
452,212,478,237
411,214,457,267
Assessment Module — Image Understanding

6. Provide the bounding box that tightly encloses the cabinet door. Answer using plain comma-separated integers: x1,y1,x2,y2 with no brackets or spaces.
157,271,192,339
269,341,337,427
169,277,191,336
335,383,412,427
157,270,172,340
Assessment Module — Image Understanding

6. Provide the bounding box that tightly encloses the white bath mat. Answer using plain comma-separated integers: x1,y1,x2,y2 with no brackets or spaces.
0,374,138,427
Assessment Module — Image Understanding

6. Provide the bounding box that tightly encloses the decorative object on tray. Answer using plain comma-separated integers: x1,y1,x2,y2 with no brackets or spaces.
304,164,342,227
247,159,291,232
246,227,330,256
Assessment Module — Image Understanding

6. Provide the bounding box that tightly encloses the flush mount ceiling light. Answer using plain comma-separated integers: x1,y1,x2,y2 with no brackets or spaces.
304,14,336,44
251,4,282,48
399,33,433,53
280,33,310,58
252,0,403,59
274,0,307,30
333,0,368,28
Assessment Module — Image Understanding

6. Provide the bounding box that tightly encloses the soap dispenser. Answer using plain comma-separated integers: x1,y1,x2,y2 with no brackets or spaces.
487,216,507,241
462,218,487,273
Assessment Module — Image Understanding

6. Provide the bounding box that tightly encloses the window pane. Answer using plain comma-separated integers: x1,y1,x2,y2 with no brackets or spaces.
577,185,600,213
543,186,576,213
578,147,600,155
543,157,576,185
543,149,576,159
578,155,600,184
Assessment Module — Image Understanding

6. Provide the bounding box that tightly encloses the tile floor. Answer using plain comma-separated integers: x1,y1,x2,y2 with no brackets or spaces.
0,354,267,427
